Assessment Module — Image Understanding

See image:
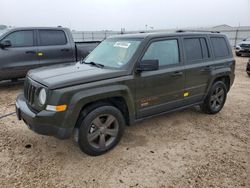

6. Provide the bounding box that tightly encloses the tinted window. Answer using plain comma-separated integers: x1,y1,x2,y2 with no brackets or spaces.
184,38,202,61
200,38,209,59
3,30,34,47
211,37,229,58
142,39,179,66
39,30,67,46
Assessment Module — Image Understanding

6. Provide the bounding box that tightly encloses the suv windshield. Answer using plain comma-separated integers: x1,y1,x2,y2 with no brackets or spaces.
84,38,142,68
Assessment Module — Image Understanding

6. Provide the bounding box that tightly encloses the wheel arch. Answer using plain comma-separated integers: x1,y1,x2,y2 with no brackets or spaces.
75,97,131,129
212,75,230,92
206,68,232,95
62,85,135,130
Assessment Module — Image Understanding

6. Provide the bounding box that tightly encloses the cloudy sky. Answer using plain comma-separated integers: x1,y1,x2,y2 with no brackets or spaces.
1,0,249,31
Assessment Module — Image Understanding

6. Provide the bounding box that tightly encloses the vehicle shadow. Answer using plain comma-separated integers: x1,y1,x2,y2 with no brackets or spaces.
4,104,208,167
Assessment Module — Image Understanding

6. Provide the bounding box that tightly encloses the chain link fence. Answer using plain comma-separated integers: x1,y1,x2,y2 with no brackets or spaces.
72,31,121,42
72,26,250,46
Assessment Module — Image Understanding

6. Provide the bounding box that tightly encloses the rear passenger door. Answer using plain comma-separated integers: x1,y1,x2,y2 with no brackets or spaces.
182,36,212,105
37,29,75,67
135,38,185,119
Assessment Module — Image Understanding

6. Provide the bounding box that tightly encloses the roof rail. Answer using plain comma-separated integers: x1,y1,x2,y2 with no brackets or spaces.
176,30,220,33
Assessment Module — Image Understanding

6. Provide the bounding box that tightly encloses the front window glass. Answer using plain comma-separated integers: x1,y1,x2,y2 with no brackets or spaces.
84,38,141,68
2,30,34,47
142,39,179,66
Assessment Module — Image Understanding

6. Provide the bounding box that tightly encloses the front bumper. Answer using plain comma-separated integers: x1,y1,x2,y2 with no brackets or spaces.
16,94,72,139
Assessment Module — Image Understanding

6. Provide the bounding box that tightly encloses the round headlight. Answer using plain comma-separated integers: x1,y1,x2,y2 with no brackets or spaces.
38,88,47,105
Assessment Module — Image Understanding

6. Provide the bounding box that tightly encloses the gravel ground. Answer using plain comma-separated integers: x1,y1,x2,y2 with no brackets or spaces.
0,56,249,188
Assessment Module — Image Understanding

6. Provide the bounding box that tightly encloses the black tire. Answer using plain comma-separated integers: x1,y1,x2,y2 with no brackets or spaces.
78,105,125,156
236,52,241,57
201,81,227,114
248,73,250,77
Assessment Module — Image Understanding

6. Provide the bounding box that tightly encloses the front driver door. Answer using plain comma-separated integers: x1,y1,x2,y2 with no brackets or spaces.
135,38,185,119
0,30,38,80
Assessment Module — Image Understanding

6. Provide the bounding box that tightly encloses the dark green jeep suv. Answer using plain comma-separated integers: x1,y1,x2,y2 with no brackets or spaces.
16,32,235,156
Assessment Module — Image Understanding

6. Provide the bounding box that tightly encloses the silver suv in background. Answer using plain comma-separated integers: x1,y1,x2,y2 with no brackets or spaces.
235,37,250,56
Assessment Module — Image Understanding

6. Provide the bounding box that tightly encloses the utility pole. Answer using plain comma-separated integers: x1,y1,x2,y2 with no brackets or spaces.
234,22,240,47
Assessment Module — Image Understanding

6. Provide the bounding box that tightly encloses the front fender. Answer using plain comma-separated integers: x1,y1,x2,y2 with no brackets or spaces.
62,85,135,129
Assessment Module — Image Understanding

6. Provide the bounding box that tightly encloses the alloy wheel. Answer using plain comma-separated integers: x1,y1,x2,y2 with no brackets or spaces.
87,114,119,150
210,86,225,111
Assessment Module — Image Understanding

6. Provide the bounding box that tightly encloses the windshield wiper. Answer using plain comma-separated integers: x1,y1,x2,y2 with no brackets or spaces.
80,59,104,68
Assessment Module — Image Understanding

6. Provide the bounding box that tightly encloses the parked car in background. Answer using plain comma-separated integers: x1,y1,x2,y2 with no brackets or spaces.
247,59,250,76
0,28,9,36
235,36,250,56
0,27,100,81
16,32,235,156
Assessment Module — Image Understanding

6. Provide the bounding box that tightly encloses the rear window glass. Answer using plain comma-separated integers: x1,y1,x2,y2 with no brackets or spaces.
211,37,229,58
184,38,203,61
200,38,209,59
39,30,67,46
184,37,210,63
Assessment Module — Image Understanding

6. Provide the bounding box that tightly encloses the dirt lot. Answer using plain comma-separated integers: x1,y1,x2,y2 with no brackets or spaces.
0,56,249,188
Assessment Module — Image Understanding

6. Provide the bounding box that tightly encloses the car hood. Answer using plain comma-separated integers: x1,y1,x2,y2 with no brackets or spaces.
237,41,250,46
28,62,127,89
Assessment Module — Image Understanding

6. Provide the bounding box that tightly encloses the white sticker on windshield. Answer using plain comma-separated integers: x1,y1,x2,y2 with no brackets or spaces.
117,62,124,66
114,41,131,48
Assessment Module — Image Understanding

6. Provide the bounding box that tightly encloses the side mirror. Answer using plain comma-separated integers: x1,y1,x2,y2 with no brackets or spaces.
136,59,159,72
243,39,246,41
0,40,12,48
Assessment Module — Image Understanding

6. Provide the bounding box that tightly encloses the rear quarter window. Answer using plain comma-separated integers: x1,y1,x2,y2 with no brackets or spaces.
38,30,67,46
210,37,230,58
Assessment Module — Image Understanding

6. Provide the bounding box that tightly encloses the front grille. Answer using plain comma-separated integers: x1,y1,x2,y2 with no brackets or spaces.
24,79,37,105
241,44,250,48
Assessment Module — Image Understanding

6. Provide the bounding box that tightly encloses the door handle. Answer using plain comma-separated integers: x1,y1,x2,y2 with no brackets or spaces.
201,66,212,72
61,48,70,52
171,71,183,77
25,51,36,54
